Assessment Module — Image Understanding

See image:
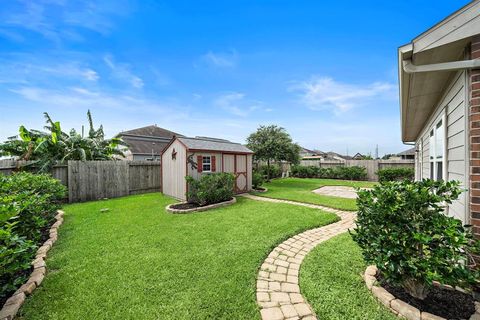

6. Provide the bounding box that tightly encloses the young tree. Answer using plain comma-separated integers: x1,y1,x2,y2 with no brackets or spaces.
246,125,300,180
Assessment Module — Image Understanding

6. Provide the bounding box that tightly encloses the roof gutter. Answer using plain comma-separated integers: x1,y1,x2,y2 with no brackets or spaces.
403,58,480,73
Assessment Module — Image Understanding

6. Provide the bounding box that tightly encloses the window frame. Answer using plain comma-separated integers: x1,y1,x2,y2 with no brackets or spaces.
202,156,212,173
428,113,447,181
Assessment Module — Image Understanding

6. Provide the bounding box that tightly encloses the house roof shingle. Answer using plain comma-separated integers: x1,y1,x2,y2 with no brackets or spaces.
119,125,181,139
177,137,253,154
118,125,182,156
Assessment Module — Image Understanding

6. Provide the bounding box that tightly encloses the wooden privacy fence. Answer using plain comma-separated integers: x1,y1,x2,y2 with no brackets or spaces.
0,160,161,203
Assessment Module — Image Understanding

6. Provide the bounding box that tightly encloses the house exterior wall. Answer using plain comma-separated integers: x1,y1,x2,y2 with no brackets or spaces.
415,69,469,223
161,140,187,200
470,35,480,236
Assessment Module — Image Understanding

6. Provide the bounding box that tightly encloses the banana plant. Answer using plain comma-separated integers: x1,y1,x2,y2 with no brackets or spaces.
0,110,126,172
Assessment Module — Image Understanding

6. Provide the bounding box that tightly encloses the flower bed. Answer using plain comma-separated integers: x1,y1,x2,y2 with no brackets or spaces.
364,265,479,320
166,197,236,213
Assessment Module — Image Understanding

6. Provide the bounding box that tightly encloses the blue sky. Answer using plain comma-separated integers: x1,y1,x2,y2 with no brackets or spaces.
0,0,470,156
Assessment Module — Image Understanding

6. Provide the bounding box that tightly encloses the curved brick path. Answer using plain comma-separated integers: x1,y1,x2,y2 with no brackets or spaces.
240,194,355,320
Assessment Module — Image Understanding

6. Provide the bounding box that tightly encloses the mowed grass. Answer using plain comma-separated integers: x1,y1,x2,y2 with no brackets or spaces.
300,233,397,320
254,178,377,211
19,193,338,320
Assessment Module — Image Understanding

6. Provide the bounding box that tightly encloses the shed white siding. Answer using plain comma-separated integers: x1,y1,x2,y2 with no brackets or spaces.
415,70,468,223
247,154,253,191
187,152,223,180
161,140,187,200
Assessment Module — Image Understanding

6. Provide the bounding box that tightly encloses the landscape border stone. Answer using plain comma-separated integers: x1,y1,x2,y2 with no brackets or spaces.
364,265,480,320
0,210,65,320
165,197,236,213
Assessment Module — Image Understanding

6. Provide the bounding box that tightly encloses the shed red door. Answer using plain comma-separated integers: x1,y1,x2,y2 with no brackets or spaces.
223,154,247,193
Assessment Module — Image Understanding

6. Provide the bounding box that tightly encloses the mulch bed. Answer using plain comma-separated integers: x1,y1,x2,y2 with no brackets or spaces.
379,276,476,319
169,203,200,210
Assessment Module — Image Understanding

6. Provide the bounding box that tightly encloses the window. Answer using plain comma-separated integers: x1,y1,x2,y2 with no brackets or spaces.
202,156,211,172
429,119,445,181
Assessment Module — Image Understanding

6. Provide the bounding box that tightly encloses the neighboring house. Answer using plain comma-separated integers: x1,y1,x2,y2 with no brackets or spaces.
352,153,365,160
161,136,254,200
396,147,415,160
398,0,480,227
325,152,351,161
299,147,326,159
300,147,318,158
117,125,182,161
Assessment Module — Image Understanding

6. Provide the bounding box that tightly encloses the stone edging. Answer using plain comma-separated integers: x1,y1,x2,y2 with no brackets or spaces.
0,209,65,320
364,265,480,320
241,193,355,320
165,197,236,214
253,187,268,193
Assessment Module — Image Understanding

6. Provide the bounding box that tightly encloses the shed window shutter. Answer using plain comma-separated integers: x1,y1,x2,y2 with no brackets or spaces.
212,156,216,172
197,155,203,173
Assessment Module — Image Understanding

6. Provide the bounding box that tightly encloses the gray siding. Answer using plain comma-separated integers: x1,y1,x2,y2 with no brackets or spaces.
415,70,468,223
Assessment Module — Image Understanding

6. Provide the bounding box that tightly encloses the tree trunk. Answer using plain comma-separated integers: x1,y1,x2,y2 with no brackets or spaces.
403,278,429,300
267,159,271,182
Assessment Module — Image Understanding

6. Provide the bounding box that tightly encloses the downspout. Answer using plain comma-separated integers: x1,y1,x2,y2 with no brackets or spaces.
403,59,480,73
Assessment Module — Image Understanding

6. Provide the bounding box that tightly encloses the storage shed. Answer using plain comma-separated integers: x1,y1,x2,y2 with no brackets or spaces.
161,136,254,200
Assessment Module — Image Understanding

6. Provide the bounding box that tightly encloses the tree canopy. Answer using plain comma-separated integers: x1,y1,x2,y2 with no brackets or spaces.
246,125,300,178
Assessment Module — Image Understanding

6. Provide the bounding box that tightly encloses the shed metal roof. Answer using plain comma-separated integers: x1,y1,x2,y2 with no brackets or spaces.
177,137,253,154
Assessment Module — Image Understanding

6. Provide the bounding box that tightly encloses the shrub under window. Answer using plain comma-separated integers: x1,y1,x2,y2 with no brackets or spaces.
351,179,479,300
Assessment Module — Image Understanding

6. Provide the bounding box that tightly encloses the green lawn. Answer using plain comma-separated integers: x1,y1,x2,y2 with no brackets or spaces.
300,233,396,320
253,178,377,211
19,193,338,320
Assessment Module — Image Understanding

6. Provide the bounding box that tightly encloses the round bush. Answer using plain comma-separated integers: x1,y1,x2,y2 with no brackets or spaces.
351,179,479,299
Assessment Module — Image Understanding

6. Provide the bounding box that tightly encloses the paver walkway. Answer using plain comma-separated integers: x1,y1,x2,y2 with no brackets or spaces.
240,194,355,320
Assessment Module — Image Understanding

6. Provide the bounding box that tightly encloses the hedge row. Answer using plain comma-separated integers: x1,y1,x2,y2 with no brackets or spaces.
377,167,414,182
0,172,66,305
291,165,367,181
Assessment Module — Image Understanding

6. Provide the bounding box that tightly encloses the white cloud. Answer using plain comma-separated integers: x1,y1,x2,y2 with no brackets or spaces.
0,60,99,84
0,1,131,43
290,76,396,113
103,54,144,89
9,86,184,116
200,50,238,68
214,92,269,117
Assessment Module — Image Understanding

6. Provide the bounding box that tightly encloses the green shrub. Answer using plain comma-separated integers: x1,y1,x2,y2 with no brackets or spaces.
333,166,367,180
0,222,36,303
0,172,66,304
0,173,66,242
258,165,282,179
291,165,318,178
291,165,367,181
377,167,414,182
252,172,264,189
351,179,479,300
186,173,235,206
